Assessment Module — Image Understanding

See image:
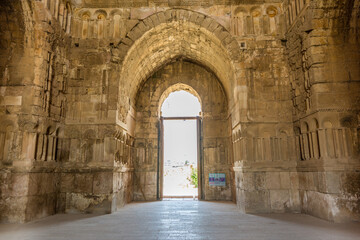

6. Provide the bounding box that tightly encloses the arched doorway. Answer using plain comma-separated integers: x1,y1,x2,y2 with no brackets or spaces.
159,90,202,200
133,61,233,202
117,10,238,204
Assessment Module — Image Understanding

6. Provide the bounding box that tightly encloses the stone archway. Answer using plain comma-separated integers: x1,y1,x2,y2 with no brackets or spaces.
114,10,240,202
158,87,202,199
114,9,242,126
133,61,233,201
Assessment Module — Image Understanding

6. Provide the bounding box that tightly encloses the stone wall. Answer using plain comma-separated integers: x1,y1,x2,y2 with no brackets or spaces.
134,61,233,201
63,26,133,213
0,0,359,223
284,0,360,222
71,0,284,8
58,125,133,213
0,0,70,222
229,2,299,213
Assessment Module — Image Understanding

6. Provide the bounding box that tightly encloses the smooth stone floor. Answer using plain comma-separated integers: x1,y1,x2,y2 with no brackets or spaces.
0,200,359,240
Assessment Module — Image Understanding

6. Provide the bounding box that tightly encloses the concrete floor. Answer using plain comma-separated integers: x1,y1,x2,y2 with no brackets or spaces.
0,200,359,240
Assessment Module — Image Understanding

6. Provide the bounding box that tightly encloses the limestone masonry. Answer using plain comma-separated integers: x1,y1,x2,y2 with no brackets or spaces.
0,0,359,223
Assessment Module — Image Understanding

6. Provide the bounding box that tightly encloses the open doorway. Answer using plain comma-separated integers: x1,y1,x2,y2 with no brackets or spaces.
160,90,202,199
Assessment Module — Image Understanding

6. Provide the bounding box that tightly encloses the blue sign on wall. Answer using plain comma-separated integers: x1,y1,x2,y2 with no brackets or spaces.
209,173,226,187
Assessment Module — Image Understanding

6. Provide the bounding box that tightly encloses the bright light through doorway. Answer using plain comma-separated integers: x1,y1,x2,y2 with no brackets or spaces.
161,91,201,198
161,91,201,117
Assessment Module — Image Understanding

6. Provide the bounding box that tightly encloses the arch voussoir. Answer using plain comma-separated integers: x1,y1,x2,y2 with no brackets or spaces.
143,16,155,28
118,9,241,112
176,9,190,20
209,20,220,32
120,9,240,61
200,17,213,29
193,13,206,25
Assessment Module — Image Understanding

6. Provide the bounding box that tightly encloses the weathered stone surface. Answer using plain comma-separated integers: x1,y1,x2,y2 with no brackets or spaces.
0,0,359,224
134,61,233,201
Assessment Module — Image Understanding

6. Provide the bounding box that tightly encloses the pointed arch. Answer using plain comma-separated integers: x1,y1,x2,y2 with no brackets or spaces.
158,84,202,117
115,9,241,123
